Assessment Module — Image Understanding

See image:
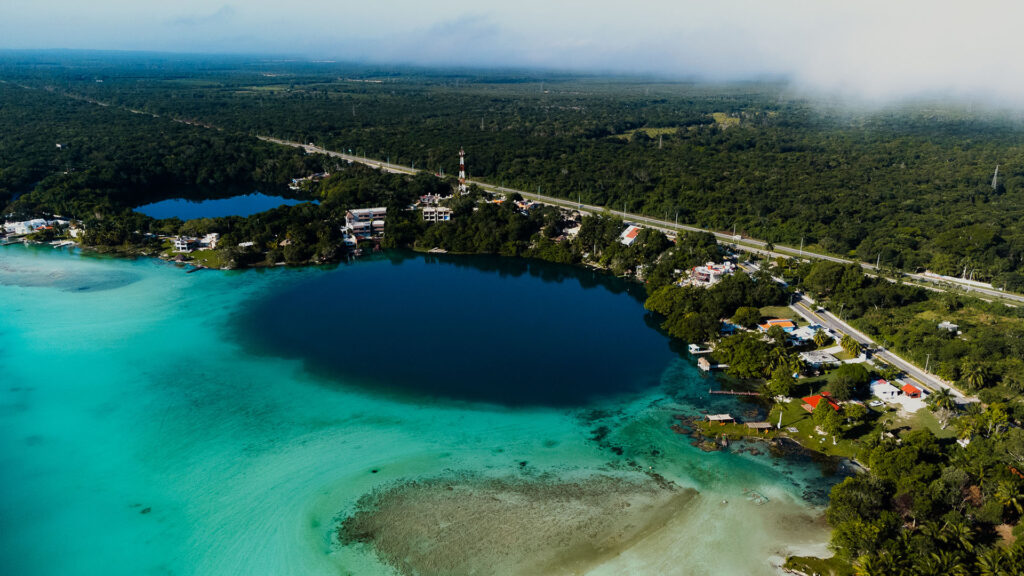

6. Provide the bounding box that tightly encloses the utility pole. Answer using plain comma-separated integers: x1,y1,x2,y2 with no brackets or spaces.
799,237,804,258
876,253,881,270
925,353,931,373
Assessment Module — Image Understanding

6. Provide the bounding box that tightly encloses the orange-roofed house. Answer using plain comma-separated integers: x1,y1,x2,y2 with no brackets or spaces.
619,225,642,246
758,319,797,333
901,383,922,399
801,392,840,412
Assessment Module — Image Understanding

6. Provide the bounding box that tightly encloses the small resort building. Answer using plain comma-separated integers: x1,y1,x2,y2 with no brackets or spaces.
345,207,387,240
422,206,453,223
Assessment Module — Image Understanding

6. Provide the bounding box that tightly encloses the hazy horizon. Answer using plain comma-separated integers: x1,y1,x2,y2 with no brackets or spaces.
3,1,1023,106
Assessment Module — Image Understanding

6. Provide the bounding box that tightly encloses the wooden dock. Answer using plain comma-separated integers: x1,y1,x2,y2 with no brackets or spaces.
708,389,762,397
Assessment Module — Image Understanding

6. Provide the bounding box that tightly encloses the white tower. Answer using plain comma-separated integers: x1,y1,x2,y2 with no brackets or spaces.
458,148,467,194
992,165,1000,191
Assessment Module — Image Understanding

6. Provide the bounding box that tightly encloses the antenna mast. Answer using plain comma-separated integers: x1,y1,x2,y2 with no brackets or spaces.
458,148,467,194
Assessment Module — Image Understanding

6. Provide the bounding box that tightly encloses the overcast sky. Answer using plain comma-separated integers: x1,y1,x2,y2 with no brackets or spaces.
3,1,1023,104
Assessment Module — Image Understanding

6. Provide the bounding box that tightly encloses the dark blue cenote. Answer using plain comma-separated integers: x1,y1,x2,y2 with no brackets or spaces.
235,251,681,406
135,192,316,220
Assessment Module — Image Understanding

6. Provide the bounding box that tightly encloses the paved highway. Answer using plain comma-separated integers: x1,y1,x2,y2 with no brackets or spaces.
788,295,969,400
265,137,1024,307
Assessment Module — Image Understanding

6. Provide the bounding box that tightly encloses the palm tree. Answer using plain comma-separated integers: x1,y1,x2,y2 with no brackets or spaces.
786,354,806,376
853,554,891,576
996,480,1024,517
928,387,957,411
919,520,944,543
963,361,988,389
956,417,978,441
841,333,861,358
941,521,975,553
924,550,970,576
976,547,1011,576
813,329,832,348
764,347,789,377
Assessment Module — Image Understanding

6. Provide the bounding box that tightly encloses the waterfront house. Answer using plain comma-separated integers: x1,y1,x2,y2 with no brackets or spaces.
3,219,48,235
619,225,641,246
705,414,735,424
200,233,219,249
801,392,840,412
345,207,387,239
173,236,196,253
422,206,453,223
684,261,736,287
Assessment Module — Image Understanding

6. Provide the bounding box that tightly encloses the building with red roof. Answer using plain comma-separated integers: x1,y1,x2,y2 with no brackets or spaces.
758,318,797,333
901,383,922,398
801,392,840,412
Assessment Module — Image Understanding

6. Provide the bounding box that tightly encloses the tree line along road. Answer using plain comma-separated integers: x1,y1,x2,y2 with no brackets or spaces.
268,137,1024,308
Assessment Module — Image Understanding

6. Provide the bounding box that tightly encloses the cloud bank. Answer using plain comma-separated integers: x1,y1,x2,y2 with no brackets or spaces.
2,1,1023,105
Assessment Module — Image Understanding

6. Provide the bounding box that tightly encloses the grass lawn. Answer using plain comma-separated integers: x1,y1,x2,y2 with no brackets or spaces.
833,350,856,361
768,400,865,460
784,555,852,576
759,305,804,324
190,249,227,269
898,407,957,440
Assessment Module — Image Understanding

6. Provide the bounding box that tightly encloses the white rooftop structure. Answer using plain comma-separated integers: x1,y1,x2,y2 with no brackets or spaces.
870,379,901,401
619,225,642,246
4,219,47,236
799,350,841,368
684,261,736,287
790,325,823,343
422,206,452,223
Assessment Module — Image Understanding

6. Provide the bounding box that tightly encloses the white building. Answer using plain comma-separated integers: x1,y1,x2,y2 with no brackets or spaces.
683,261,736,287
422,206,453,223
173,236,195,253
799,350,841,369
619,225,642,246
3,219,48,236
200,233,219,249
345,207,387,239
790,324,827,344
870,379,901,401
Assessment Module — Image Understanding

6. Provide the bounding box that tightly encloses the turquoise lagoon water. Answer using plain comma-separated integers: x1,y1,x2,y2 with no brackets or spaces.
0,245,843,575
134,193,315,220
